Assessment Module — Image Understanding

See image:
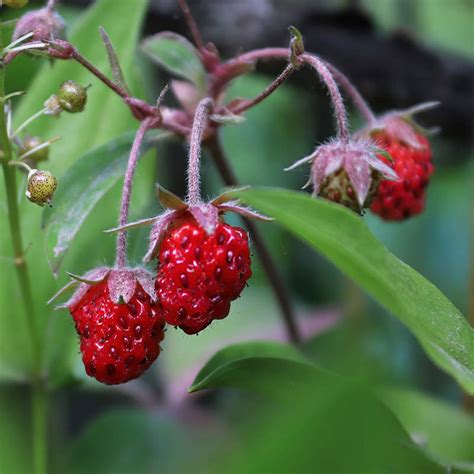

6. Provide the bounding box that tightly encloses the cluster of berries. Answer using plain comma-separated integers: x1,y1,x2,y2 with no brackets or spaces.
54,190,258,385
288,106,435,221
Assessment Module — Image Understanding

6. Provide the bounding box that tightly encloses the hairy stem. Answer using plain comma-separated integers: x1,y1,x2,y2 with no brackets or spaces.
325,62,376,124
115,118,153,269
187,97,213,205
299,53,349,142
206,134,301,344
231,47,374,126
1,27,47,474
232,64,294,115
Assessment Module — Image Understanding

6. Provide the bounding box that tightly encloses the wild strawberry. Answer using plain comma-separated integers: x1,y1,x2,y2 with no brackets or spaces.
26,169,57,207
370,132,433,220
51,267,165,385
107,187,269,334
156,219,252,334
286,138,397,214
359,102,438,221
70,279,164,384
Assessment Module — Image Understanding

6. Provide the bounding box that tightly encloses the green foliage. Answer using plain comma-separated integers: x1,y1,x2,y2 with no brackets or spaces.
189,340,317,395
382,388,474,466
66,411,192,474
234,188,474,393
42,130,169,275
190,342,449,474
141,32,206,92
0,0,150,382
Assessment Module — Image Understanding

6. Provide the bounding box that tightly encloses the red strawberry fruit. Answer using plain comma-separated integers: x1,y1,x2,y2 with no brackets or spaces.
155,220,252,334
370,132,433,220
62,269,165,385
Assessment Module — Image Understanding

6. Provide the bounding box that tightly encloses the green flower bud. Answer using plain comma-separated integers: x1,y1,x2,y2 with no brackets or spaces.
4,0,29,8
26,169,57,207
57,80,88,113
21,136,49,162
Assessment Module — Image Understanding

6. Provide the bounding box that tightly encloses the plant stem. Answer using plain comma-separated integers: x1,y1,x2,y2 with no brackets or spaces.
299,53,349,142
230,47,375,125
72,49,129,100
324,62,376,124
1,28,47,474
206,134,301,344
187,98,213,205
115,118,153,269
178,0,205,51
231,64,294,115
11,107,47,139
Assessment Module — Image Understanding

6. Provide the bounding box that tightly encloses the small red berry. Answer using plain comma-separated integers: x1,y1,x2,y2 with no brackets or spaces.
370,132,433,221
70,278,165,385
155,220,252,334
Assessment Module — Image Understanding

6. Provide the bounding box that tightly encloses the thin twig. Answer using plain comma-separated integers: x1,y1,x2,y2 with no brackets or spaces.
232,64,295,115
178,0,205,51
325,62,376,124
72,49,129,100
228,47,375,126
187,98,213,205
206,134,302,344
115,118,153,268
300,52,349,142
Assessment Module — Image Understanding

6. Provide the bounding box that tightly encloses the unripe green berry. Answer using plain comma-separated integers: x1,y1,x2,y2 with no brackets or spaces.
26,169,57,207
21,136,49,162
4,0,29,8
57,80,88,113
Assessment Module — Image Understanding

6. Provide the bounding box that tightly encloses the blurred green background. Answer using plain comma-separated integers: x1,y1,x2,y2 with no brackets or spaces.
0,0,472,472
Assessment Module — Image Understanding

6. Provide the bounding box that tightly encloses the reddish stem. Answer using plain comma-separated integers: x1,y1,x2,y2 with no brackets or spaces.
228,47,375,126
300,52,349,142
325,62,376,124
187,98,213,205
232,64,294,115
178,0,205,51
115,118,153,268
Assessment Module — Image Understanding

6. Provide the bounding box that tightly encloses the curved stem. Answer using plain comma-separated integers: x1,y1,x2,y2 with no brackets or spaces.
187,97,213,205
206,134,302,344
232,64,295,115
230,47,375,126
11,107,47,139
115,118,153,268
9,160,33,172
324,62,376,124
299,53,349,142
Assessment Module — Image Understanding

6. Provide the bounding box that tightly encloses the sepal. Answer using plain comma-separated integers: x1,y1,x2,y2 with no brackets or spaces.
362,101,440,150
49,266,157,309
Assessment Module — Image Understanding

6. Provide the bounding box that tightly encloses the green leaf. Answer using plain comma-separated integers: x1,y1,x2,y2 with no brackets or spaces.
141,32,206,91
233,188,474,394
190,340,317,394
381,387,474,467
0,0,150,383
66,410,194,474
191,342,445,474
42,130,169,275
